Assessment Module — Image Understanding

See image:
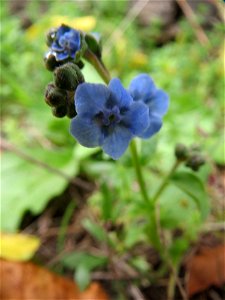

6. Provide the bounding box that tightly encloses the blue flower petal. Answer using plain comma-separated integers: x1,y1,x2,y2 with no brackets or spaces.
55,51,69,61
69,39,80,51
56,25,70,38
70,116,103,147
52,26,81,60
122,102,150,135
108,78,133,109
129,74,157,103
138,114,162,139
75,83,110,117
51,42,64,51
148,89,169,117
71,31,81,48
102,125,133,160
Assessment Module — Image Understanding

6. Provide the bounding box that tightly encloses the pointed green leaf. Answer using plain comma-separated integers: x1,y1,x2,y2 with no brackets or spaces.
171,171,210,220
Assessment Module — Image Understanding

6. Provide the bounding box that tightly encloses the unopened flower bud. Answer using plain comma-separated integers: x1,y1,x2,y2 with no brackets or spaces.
185,155,205,171
54,63,84,91
44,51,61,71
175,143,189,161
45,83,67,107
85,33,102,59
67,102,76,118
52,105,67,118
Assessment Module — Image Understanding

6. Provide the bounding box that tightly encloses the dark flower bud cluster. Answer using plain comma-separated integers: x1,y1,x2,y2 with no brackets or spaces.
43,24,105,119
186,155,205,171
45,62,84,118
175,143,206,171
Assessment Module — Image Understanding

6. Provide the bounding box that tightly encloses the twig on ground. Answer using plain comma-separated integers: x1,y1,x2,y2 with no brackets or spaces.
91,271,138,281
202,222,225,232
209,0,225,24
104,0,150,56
209,289,223,300
176,0,210,46
128,284,146,300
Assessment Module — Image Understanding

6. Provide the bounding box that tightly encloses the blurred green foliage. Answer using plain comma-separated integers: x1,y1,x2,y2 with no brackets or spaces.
1,0,224,290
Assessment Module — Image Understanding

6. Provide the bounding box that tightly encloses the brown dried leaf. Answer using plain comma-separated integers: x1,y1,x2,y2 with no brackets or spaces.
0,259,109,300
186,244,225,297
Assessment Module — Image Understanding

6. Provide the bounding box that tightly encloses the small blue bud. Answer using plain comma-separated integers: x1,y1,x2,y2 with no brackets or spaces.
47,24,87,63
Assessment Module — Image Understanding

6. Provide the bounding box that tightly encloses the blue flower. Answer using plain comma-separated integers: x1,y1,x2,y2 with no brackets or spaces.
129,74,169,139
50,25,81,61
70,79,150,159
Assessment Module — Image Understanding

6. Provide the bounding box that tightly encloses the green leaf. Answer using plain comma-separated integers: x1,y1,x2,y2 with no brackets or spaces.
168,237,189,265
159,185,202,230
130,256,149,273
100,182,114,221
74,265,90,291
171,171,210,220
1,148,78,232
124,223,145,248
62,252,108,290
62,252,108,270
82,218,106,242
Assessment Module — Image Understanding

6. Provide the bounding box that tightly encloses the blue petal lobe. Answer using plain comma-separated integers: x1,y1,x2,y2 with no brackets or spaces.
72,31,81,48
51,42,64,51
70,116,103,147
108,78,133,109
75,83,110,117
102,126,133,160
129,74,157,103
122,102,150,135
148,89,169,117
55,51,69,61
138,114,162,139
56,25,70,38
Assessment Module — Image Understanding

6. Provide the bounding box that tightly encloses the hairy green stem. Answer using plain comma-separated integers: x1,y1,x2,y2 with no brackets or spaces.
167,264,178,300
151,160,180,253
129,140,152,209
84,49,111,84
152,160,180,204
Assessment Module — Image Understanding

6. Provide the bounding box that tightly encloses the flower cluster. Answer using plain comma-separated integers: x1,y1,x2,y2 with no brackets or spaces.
70,74,169,159
43,24,169,160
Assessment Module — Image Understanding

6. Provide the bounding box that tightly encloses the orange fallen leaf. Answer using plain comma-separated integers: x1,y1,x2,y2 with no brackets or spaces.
186,244,225,297
0,259,109,300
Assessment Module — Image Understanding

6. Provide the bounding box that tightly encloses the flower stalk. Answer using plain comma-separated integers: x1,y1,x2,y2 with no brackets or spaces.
84,49,111,84
129,140,152,209
152,160,180,204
